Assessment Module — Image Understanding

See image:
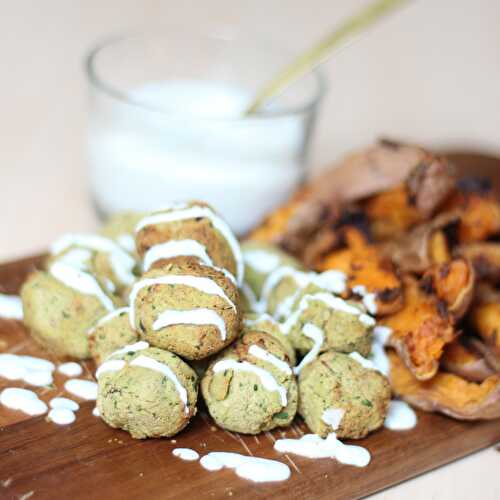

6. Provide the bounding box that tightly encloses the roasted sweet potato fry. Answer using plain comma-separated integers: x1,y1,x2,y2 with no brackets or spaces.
382,275,455,380
389,351,500,420
455,243,500,284
441,339,495,382
420,258,475,322
318,227,403,316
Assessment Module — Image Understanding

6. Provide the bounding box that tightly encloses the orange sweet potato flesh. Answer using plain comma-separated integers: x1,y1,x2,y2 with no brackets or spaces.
441,339,495,383
382,275,455,381
317,227,403,316
389,351,500,420
421,258,475,322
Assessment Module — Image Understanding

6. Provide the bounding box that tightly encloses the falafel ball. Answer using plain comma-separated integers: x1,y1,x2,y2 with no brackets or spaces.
97,343,198,439
100,211,145,253
88,307,139,365
298,350,391,439
201,331,298,434
135,201,243,283
129,259,241,360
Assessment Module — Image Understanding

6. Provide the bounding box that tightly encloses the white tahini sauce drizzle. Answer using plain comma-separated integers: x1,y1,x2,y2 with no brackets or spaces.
49,397,79,411
248,345,291,375
243,250,281,274
0,293,23,320
0,388,48,416
172,448,200,461
373,325,392,346
0,353,55,387
107,341,149,360
129,275,236,328
212,359,287,406
64,379,98,400
349,352,380,372
51,233,136,285
153,308,227,340
56,247,93,270
58,362,83,377
143,239,212,271
322,408,345,430
135,205,244,285
48,407,76,425
240,283,263,313
87,307,130,335
49,262,114,312
352,284,378,315
243,313,278,328
274,433,370,467
293,323,324,375
199,452,290,483
384,400,417,431
116,233,136,253
130,355,189,414
95,359,126,379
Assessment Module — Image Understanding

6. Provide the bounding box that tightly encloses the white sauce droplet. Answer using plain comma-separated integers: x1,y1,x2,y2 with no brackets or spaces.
293,323,324,375
0,353,55,387
0,293,23,320
49,262,114,312
48,407,76,425
321,408,345,430
136,206,244,285
129,275,236,329
153,308,227,340
64,379,98,400
49,397,80,411
274,433,370,467
130,355,189,414
352,285,378,315
212,359,287,406
51,233,136,285
172,448,200,461
58,362,83,377
243,250,281,274
95,359,126,379
384,400,417,431
92,406,100,417
0,387,48,416
248,345,291,375
199,452,290,483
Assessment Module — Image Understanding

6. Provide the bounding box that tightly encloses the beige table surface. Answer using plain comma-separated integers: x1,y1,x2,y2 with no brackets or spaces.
0,1,498,498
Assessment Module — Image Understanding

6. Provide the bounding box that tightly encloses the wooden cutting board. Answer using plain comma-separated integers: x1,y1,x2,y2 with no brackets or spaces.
1,155,500,500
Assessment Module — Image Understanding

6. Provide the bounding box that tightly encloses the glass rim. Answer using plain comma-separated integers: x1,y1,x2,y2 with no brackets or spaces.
84,30,327,121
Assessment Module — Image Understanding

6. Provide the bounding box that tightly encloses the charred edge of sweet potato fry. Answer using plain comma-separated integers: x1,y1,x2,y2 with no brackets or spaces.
317,227,403,316
455,242,500,284
441,338,495,383
421,258,475,322
389,350,500,420
383,275,455,381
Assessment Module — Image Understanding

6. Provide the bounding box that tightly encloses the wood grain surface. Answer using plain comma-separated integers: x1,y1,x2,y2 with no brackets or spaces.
1,156,500,499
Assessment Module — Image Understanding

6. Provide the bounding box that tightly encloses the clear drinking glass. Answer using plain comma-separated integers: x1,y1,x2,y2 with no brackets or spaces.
85,29,325,235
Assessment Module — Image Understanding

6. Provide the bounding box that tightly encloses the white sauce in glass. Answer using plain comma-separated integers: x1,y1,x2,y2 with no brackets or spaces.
49,397,80,411
0,353,55,387
293,323,324,375
199,452,290,483
172,448,200,461
130,355,189,414
87,307,130,335
64,379,98,400
95,359,126,379
48,407,76,425
322,408,345,430
384,400,417,431
248,345,291,375
243,250,281,274
212,359,287,406
129,275,236,328
135,205,243,285
51,233,136,285
0,293,23,320
0,387,48,416
153,308,227,340
49,262,114,312
58,362,83,377
274,433,370,467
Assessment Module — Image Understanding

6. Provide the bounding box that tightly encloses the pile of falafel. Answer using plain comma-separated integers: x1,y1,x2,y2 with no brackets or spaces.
20,201,391,440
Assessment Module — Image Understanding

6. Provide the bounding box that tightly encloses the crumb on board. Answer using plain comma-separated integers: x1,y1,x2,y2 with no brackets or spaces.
19,491,34,500
170,439,177,444
1,478,13,488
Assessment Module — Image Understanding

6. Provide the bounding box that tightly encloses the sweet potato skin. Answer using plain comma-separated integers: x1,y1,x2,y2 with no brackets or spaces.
382,275,455,381
455,243,500,284
389,351,500,420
